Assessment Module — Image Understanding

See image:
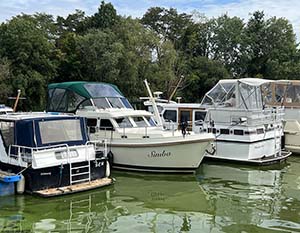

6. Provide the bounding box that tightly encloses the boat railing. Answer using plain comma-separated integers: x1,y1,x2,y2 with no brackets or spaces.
206,107,285,126
86,139,107,159
7,142,97,166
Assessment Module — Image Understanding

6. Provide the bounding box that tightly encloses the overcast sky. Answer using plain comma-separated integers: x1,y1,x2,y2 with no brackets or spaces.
1,0,300,40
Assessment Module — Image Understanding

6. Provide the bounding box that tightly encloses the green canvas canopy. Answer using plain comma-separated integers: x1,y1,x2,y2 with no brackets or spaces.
47,81,132,113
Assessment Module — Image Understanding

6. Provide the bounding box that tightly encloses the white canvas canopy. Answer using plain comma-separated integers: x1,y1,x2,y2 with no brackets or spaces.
201,78,273,110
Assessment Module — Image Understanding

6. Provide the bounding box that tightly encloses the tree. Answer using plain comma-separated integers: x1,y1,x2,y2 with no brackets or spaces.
0,14,58,110
141,7,192,49
89,1,120,29
0,58,12,103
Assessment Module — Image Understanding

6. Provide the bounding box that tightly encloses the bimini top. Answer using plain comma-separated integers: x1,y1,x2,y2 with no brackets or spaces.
47,81,132,113
201,78,274,110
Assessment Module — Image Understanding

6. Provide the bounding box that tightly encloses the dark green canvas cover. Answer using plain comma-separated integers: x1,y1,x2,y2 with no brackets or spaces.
47,81,131,113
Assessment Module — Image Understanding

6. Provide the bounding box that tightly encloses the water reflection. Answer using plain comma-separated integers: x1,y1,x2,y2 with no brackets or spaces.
0,158,300,232
196,160,300,232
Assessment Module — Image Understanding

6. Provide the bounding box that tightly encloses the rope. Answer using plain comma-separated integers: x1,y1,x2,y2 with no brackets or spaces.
17,163,32,175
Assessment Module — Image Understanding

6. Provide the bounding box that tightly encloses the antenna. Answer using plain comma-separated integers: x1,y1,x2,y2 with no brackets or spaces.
168,75,184,102
143,79,163,126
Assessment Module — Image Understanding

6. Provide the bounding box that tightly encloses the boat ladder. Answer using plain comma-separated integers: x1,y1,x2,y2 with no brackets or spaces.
69,160,91,185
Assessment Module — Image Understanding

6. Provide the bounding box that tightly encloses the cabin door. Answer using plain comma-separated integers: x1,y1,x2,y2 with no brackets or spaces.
178,109,193,131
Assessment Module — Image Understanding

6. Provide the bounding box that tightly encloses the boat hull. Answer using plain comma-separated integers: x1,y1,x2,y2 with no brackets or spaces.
0,158,109,196
109,136,213,173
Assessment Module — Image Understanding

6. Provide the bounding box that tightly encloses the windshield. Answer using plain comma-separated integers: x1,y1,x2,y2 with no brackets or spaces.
39,119,83,144
115,117,133,128
132,117,148,127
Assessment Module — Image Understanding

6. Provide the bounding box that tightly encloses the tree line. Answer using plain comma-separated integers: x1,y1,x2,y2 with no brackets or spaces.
0,1,299,110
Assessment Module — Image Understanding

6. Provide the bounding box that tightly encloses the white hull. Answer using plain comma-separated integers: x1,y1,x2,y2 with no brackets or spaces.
96,134,213,173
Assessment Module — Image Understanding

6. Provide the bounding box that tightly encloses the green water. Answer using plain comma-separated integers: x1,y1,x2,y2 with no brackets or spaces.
1,157,300,233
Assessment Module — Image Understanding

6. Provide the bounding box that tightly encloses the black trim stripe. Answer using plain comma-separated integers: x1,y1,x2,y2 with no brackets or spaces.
112,163,196,173
216,137,278,144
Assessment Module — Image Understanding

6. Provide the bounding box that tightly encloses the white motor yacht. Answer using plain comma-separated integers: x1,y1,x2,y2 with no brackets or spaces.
200,78,291,164
46,82,214,173
144,78,291,164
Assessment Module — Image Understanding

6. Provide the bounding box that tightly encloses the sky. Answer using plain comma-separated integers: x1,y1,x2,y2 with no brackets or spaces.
1,0,300,40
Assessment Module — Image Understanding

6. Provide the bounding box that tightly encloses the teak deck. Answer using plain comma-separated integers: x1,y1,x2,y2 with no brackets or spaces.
34,178,113,197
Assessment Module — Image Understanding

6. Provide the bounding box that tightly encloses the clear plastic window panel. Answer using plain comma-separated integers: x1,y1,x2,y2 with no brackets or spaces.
115,117,133,128
202,82,235,106
84,83,123,98
145,116,156,126
49,88,67,111
132,117,148,127
107,98,124,108
67,91,85,112
274,84,285,103
93,98,111,109
286,85,300,103
0,121,14,147
39,119,83,144
238,83,263,109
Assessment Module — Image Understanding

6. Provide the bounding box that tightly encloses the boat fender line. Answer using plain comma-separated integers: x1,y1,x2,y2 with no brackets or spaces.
16,174,25,194
105,161,111,177
205,143,216,155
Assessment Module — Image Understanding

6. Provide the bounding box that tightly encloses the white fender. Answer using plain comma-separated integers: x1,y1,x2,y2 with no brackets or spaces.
16,174,25,194
105,161,110,177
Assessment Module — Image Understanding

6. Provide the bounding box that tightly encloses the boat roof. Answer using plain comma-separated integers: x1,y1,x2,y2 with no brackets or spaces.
218,78,273,86
0,112,78,121
48,81,124,99
77,108,153,118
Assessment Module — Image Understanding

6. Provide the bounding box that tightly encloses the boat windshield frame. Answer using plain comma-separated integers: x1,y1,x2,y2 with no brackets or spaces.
201,79,273,110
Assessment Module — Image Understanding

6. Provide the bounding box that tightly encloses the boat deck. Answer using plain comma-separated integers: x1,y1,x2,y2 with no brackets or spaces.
34,178,113,197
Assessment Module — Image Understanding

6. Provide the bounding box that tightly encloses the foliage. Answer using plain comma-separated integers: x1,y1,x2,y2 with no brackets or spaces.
0,5,299,110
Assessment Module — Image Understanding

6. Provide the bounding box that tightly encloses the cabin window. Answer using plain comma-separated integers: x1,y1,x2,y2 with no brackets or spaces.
220,129,229,134
195,111,206,123
87,118,98,134
50,88,67,111
107,98,124,108
145,116,156,126
212,128,217,134
234,129,244,135
121,98,133,109
0,121,14,147
93,98,111,109
163,110,177,123
116,117,133,128
148,106,163,114
132,117,148,127
67,91,85,112
256,128,264,134
100,119,114,131
39,119,83,144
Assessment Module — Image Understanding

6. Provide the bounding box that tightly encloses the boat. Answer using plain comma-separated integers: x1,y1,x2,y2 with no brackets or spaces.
46,81,214,173
265,80,300,154
200,78,291,164
0,112,112,197
0,104,13,114
144,78,291,164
